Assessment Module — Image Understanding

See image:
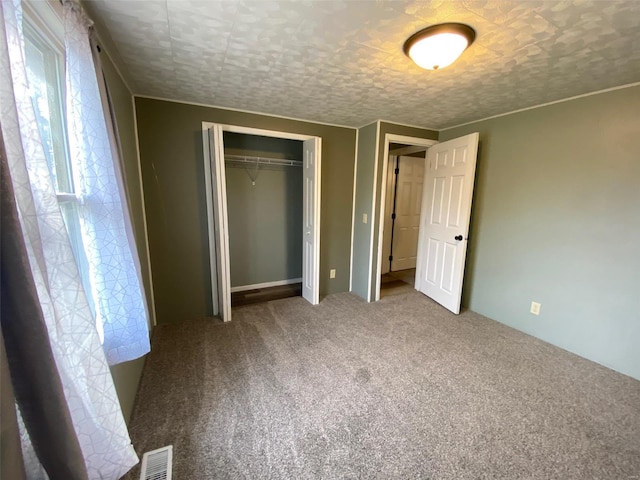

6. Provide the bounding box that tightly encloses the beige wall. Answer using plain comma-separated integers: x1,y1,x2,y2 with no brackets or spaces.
440,85,640,380
135,98,357,324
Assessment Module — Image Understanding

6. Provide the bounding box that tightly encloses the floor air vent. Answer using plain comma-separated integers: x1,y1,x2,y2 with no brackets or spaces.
139,445,173,480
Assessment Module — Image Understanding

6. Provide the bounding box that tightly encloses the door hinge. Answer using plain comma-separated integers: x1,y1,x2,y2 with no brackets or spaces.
391,213,396,220
395,167,399,174
388,255,393,262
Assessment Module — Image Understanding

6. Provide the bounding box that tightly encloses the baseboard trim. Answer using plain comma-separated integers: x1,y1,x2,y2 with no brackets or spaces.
230,278,303,293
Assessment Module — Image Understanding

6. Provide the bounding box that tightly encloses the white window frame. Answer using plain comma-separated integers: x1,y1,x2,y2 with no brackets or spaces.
22,0,98,321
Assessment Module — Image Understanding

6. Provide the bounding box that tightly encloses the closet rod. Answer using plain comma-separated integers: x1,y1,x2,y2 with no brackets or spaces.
225,154,302,167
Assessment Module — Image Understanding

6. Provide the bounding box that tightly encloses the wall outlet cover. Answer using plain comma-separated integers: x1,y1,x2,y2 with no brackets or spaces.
530,301,541,315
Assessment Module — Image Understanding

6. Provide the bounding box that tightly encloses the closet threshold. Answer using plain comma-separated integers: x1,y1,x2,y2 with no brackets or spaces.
225,154,302,167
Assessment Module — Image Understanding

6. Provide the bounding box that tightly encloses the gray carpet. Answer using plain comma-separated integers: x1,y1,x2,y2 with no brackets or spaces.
124,291,640,479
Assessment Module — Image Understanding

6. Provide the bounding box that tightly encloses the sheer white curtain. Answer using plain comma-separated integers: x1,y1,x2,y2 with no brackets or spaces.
63,0,150,364
0,0,140,477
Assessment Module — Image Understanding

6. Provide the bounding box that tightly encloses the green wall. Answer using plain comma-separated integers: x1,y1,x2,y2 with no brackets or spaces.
135,98,356,324
351,123,378,299
224,133,303,287
100,52,148,422
223,131,302,159
440,85,640,380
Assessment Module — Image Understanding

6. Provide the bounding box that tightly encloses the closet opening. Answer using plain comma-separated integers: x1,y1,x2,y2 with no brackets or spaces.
203,122,321,322
223,132,304,307
379,140,432,299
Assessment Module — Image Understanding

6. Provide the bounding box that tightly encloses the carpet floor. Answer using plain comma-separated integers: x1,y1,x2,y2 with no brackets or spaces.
123,291,640,479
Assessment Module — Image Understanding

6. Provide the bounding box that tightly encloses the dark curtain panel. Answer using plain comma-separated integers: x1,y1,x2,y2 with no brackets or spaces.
0,131,89,479
0,327,26,480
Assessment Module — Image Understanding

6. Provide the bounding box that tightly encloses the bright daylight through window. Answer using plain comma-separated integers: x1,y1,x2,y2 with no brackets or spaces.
23,15,98,330
17,0,150,365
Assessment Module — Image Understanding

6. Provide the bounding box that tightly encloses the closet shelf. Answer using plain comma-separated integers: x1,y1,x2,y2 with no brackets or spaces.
225,154,302,167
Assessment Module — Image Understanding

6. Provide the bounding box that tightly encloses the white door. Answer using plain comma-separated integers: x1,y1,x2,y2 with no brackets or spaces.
415,133,479,314
302,137,321,305
391,155,425,271
205,126,232,321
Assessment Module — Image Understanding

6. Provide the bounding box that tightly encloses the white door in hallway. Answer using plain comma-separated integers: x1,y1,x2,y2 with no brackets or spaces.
416,133,479,314
391,155,425,271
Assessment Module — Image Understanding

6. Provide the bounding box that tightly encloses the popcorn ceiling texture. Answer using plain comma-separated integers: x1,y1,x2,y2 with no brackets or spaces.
88,0,640,129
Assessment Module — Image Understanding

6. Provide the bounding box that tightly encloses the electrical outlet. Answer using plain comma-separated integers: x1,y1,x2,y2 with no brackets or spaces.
330,269,336,279
530,301,541,316
362,213,368,224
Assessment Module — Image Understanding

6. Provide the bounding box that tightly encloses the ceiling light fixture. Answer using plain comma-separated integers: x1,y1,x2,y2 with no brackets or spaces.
403,23,476,70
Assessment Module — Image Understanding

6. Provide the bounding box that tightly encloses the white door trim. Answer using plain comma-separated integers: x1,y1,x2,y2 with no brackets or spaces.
302,137,322,305
202,126,217,315
221,124,312,141
380,154,397,276
203,125,231,321
202,122,322,320
374,134,437,301
366,121,382,301
349,128,359,292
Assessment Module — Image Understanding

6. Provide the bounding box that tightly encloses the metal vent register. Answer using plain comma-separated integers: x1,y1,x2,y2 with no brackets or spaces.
139,445,173,480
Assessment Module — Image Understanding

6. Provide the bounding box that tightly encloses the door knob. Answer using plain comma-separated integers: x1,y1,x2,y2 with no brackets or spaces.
454,235,463,241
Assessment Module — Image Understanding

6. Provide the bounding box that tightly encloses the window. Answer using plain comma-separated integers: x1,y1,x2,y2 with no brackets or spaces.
23,12,97,326
15,0,150,366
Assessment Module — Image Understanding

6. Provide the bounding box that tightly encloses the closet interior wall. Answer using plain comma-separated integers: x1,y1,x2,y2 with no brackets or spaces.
223,132,303,290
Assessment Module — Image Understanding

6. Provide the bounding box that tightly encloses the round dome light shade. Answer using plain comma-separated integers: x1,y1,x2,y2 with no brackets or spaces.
404,23,476,70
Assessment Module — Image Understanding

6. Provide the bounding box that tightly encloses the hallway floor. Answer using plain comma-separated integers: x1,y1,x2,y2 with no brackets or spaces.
380,268,416,298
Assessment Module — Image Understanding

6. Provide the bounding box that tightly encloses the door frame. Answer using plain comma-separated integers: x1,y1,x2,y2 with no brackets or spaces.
202,122,322,320
380,153,398,276
374,134,437,301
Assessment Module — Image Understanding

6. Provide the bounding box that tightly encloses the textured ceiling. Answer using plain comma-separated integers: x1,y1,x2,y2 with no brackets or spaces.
85,0,640,129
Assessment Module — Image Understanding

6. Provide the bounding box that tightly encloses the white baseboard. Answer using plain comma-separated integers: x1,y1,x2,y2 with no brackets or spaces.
230,278,303,293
